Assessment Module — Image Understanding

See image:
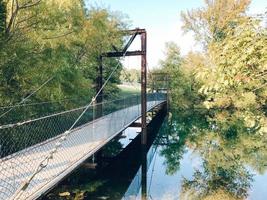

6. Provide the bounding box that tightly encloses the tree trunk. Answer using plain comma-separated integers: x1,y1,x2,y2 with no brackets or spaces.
0,0,6,39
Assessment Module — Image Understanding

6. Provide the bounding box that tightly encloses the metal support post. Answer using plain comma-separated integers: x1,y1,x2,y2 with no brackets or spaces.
101,28,147,144
141,31,147,146
96,56,103,118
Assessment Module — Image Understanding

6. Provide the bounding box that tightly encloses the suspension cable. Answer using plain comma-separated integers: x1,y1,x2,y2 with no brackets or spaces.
112,56,140,91
0,93,119,112
0,93,139,130
0,76,55,119
12,52,128,200
0,97,84,109
120,66,140,91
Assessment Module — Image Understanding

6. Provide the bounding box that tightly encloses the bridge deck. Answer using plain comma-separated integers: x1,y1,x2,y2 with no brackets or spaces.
0,100,165,200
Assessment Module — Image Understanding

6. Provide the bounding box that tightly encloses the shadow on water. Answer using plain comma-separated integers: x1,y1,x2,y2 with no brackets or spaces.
43,107,267,200
43,104,167,200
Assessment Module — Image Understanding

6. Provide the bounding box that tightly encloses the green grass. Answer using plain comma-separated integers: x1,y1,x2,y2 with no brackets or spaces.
118,84,141,97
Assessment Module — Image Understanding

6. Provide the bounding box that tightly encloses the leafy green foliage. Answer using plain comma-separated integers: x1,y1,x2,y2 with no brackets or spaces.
120,68,141,83
164,0,267,111
0,1,128,122
0,0,6,38
181,0,251,47
159,42,204,109
199,19,267,110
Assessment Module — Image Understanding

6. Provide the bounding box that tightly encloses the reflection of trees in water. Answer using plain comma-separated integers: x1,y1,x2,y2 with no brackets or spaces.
181,162,253,200
158,110,209,175
102,138,124,158
160,109,267,200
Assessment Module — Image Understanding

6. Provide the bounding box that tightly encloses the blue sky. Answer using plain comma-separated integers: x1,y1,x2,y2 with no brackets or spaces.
88,0,267,68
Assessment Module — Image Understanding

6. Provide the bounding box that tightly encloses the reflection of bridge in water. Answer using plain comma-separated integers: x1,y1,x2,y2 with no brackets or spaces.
0,94,166,200
61,104,167,200
123,144,158,199
122,107,165,200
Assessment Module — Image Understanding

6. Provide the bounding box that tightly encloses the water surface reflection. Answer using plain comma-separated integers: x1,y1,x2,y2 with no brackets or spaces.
44,109,267,200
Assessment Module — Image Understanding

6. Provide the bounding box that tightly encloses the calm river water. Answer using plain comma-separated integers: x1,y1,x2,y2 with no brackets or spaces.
44,109,267,200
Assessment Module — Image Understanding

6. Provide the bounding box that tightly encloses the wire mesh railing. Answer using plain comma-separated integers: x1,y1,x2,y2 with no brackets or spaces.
0,93,166,200
0,94,159,158
0,94,119,125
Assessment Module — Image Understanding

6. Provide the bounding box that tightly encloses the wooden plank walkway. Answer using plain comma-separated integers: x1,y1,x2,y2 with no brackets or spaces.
0,100,165,200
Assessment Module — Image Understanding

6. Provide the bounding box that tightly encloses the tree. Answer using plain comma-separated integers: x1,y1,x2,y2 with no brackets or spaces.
179,0,267,111
159,42,204,108
120,69,141,84
198,19,267,110
0,0,6,39
181,0,251,47
0,1,128,123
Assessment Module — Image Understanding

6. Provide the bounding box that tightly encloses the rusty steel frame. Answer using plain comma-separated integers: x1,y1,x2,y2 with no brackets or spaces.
149,72,170,111
100,28,147,146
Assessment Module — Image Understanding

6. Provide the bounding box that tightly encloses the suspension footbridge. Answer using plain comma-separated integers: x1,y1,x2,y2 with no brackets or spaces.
0,28,169,200
0,93,166,200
